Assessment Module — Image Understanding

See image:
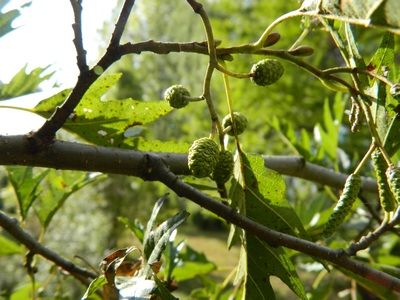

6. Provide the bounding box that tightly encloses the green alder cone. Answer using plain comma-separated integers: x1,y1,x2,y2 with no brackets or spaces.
250,58,284,86
323,173,361,238
188,137,220,178
212,150,234,184
222,112,248,136
164,84,190,109
386,167,400,204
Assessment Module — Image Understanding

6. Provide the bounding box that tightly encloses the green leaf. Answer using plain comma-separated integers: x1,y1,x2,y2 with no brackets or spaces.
143,193,169,262
0,65,54,100
299,0,400,35
0,235,22,255
82,276,108,300
34,170,104,229
368,32,395,144
229,152,309,299
0,1,31,38
6,166,49,219
171,261,216,282
9,283,40,300
143,210,190,278
33,74,175,150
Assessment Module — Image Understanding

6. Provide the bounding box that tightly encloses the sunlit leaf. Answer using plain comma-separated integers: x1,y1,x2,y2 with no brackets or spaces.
6,166,49,219
0,234,22,255
0,1,31,38
33,74,177,150
0,65,54,100
299,0,400,35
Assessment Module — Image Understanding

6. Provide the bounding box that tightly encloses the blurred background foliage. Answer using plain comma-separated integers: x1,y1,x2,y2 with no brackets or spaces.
1,0,400,299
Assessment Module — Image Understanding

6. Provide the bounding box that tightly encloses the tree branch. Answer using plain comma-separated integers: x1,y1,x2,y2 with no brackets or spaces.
1,135,397,291
0,135,377,193
0,211,97,283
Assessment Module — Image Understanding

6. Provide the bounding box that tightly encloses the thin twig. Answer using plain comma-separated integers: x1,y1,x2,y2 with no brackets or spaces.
346,207,400,256
0,211,97,282
70,0,88,72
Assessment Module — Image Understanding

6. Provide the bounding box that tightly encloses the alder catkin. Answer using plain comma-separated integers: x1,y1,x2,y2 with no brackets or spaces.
323,173,361,238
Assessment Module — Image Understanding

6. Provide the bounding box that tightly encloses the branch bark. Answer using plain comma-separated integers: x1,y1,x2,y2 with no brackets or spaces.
0,138,397,291
0,135,378,193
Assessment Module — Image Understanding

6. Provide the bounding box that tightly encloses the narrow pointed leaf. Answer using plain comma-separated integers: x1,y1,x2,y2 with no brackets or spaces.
143,210,190,278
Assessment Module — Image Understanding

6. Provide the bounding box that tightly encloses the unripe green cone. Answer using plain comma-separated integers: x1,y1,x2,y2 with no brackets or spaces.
222,112,248,136
188,138,219,178
212,151,234,184
250,59,284,86
164,85,190,109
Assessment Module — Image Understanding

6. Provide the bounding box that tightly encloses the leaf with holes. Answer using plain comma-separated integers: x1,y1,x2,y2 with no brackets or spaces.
33,73,174,149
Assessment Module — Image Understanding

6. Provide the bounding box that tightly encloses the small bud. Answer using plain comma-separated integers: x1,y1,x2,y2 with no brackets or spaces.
263,32,281,47
288,45,314,57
